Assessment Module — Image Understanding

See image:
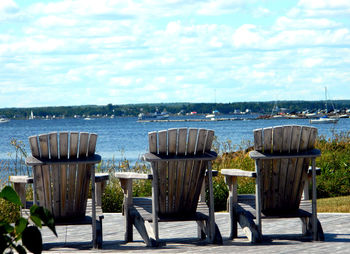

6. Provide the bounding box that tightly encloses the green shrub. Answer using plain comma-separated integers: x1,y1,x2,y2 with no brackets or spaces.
133,179,152,197
102,177,124,213
315,133,350,198
0,199,20,223
212,175,228,211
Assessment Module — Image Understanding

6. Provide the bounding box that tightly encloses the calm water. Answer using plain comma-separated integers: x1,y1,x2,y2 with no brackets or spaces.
1,115,349,163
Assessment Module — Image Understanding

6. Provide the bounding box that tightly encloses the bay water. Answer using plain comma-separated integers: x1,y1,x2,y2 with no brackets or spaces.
1,115,349,164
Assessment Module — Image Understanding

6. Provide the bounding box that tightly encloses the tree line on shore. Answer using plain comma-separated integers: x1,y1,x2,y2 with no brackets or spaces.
1,100,350,119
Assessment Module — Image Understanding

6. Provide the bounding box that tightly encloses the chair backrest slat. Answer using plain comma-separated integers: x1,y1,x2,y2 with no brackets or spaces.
148,132,157,154
79,132,89,158
167,129,177,213
291,126,313,206
88,134,97,156
38,134,51,209
205,130,215,152
49,133,60,217
59,132,68,217
75,133,89,213
157,130,168,214
277,126,292,210
69,132,79,159
185,129,200,212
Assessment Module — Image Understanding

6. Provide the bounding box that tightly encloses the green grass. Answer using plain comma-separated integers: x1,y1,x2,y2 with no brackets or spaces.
318,195,350,213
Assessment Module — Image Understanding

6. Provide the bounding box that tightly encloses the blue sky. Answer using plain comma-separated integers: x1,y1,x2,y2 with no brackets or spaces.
1,0,350,108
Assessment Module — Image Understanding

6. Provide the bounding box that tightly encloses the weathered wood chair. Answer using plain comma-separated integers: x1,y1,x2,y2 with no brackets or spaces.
222,125,324,242
10,132,107,249
116,128,223,247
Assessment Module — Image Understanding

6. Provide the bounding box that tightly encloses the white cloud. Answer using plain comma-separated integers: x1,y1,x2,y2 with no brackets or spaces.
176,76,184,81
155,92,168,100
0,0,18,13
312,77,323,83
109,77,132,87
158,76,168,82
0,0,22,22
232,24,262,48
197,0,249,16
66,69,82,82
302,58,323,68
124,61,145,71
35,16,77,28
143,84,159,91
166,21,182,35
253,7,271,18
289,0,350,17
297,0,350,9
275,16,340,30
209,37,223,48
252,70,275,79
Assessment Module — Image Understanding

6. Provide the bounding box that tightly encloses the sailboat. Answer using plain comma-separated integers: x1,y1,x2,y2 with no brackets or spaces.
28,110,34,120
310,87,339,124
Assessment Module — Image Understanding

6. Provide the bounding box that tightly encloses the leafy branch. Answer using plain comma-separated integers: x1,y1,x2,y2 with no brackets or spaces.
0,186,57,254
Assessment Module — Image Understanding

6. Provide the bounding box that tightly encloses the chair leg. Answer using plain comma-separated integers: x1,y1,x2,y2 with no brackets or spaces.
120,179,133,242
316,219,325,241
13,182,27,208
196,219,223,244
131,210,159,247
213,223,223,244
196,220,207,240
125,209,133,242
225,175,238,240
301,217,312,236
301,217,325,241
95,216,103,249
236,209,262,243
228,197,238,239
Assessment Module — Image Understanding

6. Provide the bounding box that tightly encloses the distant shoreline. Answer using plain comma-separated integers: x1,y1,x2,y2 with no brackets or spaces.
1,100,350,120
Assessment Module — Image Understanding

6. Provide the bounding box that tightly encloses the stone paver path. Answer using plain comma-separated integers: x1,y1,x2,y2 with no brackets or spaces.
41,213,350,253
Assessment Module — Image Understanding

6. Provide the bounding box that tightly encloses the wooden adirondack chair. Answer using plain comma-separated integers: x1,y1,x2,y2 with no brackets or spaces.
116,128,223,247
10,132,106,248
222,125,324,242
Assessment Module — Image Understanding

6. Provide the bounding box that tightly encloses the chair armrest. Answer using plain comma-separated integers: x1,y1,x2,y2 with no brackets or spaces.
249,149,321,160
115,172,153,180
9,176,33,184
143,151,217,162
207,170,218,177
9,176,33,208
25,154,102,166
307,166,321,177
221,169,256,178
95,173,109,182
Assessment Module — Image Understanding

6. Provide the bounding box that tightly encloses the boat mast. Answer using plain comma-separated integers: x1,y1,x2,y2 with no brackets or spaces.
325,86,328,114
